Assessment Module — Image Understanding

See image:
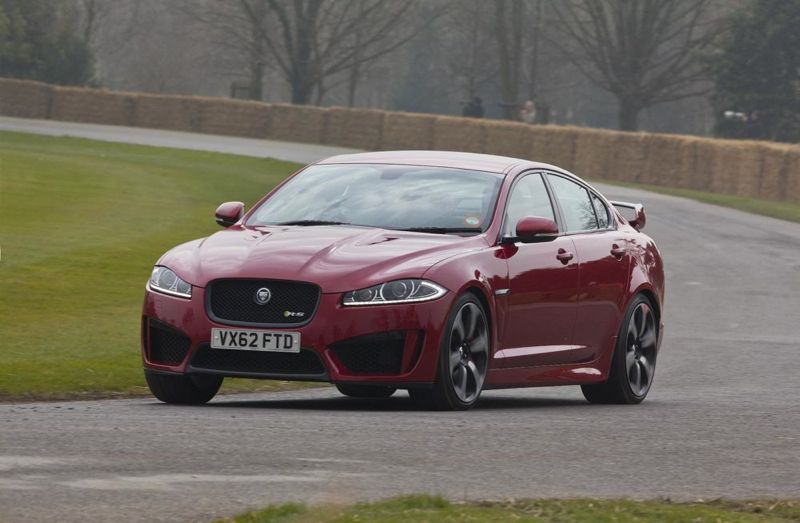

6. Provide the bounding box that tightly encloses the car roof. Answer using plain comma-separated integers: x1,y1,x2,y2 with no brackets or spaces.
316,150,554,174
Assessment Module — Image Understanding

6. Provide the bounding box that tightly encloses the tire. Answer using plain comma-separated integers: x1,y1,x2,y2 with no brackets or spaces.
144,370,223,404
335,384,396,398
409,293,490,411
581,294,659,404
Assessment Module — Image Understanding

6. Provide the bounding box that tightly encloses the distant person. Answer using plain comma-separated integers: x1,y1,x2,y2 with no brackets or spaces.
744,110,764,139
520,100,537,124
462,96,484,118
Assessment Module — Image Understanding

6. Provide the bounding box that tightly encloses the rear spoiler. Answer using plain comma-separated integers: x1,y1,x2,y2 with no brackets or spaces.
610,201,646,231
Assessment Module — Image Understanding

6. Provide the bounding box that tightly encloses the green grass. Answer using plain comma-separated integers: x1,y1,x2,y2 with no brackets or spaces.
0,131,312,400
596,180,800,223
221,495,800,523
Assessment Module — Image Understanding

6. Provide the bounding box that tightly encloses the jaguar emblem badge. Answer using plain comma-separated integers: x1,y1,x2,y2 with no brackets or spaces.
254,287,272,305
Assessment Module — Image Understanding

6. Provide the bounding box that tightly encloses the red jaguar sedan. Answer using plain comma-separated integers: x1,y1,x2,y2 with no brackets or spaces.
142,151,664,410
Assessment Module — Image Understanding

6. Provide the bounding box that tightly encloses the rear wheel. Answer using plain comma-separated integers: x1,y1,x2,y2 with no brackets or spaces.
582,294,658,404
144,370,223,404
410,294,490,410
335,384,396,398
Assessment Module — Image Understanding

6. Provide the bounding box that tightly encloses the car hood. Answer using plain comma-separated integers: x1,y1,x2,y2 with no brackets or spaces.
158,225,484,293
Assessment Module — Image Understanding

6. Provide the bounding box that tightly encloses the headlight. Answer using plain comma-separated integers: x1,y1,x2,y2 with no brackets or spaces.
342,279,446,306
148,266,192,298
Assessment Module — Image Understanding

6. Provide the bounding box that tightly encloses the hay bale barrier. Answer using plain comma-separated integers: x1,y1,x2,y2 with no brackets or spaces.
644,135,695,189
432,116,486,153
785,149,800,204
133,93,207,132
196,98,271,138
610,133,652,184
268,104,328,143
0,77,798,205
381,112,436,150
526,125,580,171
0,78,52,119
758,144,791,201
483,121,532,159
51,87,136,126
324,107,384,149
573,128,620,182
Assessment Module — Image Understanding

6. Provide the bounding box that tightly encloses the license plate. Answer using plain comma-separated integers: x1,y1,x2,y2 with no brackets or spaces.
210,328,301,353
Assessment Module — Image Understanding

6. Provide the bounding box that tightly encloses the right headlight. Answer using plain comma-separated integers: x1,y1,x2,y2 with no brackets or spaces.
342,279,446,306
148,266,192,298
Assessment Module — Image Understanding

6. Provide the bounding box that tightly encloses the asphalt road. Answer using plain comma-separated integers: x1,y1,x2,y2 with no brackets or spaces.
2,118,799,522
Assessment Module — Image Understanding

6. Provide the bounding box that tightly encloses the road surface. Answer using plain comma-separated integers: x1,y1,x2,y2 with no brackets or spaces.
1,117,799,522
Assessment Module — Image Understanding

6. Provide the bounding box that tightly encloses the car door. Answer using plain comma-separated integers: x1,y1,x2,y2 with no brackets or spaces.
546,174,631,361
495,172,582,368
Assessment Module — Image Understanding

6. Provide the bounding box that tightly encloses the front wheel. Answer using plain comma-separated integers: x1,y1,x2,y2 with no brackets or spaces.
410,294,490,410
582,294,659,404
145,370,223,404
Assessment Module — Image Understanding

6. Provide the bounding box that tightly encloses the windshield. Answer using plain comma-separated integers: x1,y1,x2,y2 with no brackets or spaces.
246,164,503,234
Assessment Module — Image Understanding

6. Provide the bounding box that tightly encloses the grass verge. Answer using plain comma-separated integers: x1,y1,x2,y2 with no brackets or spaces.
0,131,312,400
220,495,800,523
597,180,800,223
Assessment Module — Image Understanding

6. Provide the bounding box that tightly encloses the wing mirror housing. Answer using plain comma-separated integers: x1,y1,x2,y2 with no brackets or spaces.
629,206,646,231
513,216,559,243
610,201,646,231
215,201,245,227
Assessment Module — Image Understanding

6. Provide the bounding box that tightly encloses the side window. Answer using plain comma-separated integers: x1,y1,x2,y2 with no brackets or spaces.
591,193,610,229
504,173,555,236
547,175,598,232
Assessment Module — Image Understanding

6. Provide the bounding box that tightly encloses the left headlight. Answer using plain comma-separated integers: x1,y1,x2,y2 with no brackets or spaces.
148,266,192,298
342,279,446,306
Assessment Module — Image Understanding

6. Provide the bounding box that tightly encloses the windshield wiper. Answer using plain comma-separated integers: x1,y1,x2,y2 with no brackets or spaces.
398,227,481,235
275,220,351,226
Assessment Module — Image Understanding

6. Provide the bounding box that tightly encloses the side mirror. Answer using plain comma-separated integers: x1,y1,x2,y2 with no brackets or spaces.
514,216,559,243
215,201,245,227
629,206,646,231
610,201,646,231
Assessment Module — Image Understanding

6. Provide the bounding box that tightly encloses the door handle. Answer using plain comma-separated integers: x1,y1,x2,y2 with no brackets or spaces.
611,244,627,259
556,248,574,264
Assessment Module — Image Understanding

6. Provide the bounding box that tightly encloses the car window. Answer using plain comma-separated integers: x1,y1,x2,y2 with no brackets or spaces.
247,164,503,234
591,193,610,228
547,175,598,232
503,173,555,236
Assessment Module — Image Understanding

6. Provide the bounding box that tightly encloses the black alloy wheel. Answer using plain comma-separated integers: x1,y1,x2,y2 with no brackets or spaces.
582,294,658,404
409,294,490,410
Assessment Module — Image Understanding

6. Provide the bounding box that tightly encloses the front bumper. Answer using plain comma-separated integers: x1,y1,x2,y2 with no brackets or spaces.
141,286,454,385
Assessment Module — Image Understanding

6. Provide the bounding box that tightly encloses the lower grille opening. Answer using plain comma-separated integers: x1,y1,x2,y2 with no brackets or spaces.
148,320,191,365
330,331,406,375
190,344,326,377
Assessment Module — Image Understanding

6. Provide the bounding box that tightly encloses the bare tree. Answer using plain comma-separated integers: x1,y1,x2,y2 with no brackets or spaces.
552,0,720,130
182,0,427,105
493,0,525,119
442,0,496,104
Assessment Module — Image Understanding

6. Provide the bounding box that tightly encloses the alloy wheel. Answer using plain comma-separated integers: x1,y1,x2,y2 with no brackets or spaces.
625,301,658,397
448,302,489,403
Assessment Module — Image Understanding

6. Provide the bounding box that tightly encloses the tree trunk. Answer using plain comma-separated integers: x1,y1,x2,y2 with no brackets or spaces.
248,59,264,101
618,99,641,131
347,62,360,107
290,78,314,105
494,0,524,120
527,0,542,101
247,0,266,101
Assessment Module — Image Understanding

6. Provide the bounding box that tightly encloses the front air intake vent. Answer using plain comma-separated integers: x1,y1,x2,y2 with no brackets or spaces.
330,331,406,375
148,320,191,365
